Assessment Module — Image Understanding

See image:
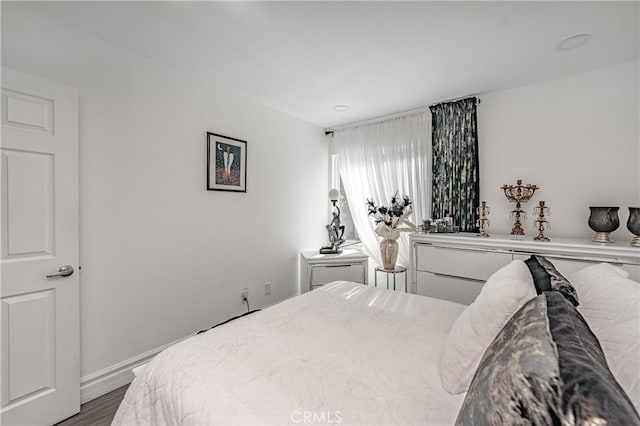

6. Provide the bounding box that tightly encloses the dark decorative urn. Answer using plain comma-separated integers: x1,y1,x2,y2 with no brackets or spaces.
588,207,620,243
627,207,640,247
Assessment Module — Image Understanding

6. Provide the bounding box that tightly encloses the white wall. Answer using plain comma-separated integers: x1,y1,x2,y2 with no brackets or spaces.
478,60,639,240
4,4,638,395
2,9,327,381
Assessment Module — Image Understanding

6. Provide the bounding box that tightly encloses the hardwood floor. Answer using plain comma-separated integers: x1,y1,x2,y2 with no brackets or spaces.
54,385,129,426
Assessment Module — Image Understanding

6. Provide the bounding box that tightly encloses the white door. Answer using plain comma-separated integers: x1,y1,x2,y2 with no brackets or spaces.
1,68,80,425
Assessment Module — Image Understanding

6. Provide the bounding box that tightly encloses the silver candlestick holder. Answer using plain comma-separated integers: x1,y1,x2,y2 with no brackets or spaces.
533,201,550,241
476,201,490,238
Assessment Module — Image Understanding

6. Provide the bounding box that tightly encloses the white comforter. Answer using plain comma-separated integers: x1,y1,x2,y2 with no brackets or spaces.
112,281,466,426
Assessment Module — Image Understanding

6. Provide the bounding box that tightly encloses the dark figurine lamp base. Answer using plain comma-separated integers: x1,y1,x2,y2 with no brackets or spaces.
322,189,345,255
320,246,343,254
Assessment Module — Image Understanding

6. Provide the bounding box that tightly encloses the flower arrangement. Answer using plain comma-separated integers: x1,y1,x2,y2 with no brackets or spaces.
366,192,417,240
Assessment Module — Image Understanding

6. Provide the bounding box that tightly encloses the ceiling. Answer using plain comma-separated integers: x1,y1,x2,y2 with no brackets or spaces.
3,1,639,128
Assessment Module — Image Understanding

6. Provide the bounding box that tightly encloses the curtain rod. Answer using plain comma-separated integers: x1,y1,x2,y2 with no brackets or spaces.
324,105,429,135
429,94,481,109
324,95,480,136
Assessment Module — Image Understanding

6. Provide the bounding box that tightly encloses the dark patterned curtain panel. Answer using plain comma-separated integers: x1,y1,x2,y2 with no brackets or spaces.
430,97,479,232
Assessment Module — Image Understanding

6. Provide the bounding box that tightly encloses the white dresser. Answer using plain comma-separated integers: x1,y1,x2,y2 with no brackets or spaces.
410,233,640,305
300,249,369,293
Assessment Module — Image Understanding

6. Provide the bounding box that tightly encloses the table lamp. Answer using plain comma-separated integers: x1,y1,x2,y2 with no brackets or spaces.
320,189,345,254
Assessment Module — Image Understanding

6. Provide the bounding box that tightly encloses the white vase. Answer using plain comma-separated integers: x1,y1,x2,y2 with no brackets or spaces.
380,238,399,270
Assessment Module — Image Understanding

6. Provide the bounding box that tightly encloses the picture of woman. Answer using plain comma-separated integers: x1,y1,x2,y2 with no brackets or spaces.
213,142,242,187
223,145,234,181
207,132,247,192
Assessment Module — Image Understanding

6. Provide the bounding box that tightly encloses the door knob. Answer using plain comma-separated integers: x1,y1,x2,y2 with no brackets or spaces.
46,265,74,278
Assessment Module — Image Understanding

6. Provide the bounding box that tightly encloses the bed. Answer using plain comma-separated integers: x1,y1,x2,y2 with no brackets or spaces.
112,281,467,425
113,259,640,425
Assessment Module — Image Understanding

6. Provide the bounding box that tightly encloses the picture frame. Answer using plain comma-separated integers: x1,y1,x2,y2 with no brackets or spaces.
207,132,247,192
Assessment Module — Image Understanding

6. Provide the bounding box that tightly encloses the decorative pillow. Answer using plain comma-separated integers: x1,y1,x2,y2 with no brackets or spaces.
569,263,640,412
439,260,536,394
455,292,640,425
524,255,579,306
523,255,552,292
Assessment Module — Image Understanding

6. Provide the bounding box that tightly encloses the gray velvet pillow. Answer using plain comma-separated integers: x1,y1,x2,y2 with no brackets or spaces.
455,292,639,425
524,255,579,306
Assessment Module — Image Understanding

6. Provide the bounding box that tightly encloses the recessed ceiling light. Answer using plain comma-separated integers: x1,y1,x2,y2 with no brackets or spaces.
555,33,592,52
333,105,349,112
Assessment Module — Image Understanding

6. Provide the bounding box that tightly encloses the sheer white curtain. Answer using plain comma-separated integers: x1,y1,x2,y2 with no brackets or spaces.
333,111,431,267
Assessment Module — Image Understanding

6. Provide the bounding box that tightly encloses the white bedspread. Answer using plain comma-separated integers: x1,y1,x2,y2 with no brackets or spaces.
112,281,466,426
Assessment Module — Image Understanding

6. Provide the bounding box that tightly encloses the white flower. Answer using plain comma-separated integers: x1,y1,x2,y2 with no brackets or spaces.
368,193,417,240
375,220,415,240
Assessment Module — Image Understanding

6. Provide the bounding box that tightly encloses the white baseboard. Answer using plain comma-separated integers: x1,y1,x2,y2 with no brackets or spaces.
80,335,189,404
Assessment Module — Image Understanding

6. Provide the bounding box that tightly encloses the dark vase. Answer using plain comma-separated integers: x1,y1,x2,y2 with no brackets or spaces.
588,207,620,243
627,207,640,247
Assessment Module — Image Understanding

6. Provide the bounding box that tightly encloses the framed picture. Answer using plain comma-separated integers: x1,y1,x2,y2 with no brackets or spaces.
207,132,247,192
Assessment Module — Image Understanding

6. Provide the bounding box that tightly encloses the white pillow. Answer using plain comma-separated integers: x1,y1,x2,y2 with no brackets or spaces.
439,260,536,394
569,263,640,412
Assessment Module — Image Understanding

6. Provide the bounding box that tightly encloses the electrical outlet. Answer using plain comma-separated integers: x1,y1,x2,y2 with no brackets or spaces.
264,282,272,296
241,287,248,303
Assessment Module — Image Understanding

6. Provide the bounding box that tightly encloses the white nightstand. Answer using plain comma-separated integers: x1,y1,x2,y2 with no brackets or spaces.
300,249,369,293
